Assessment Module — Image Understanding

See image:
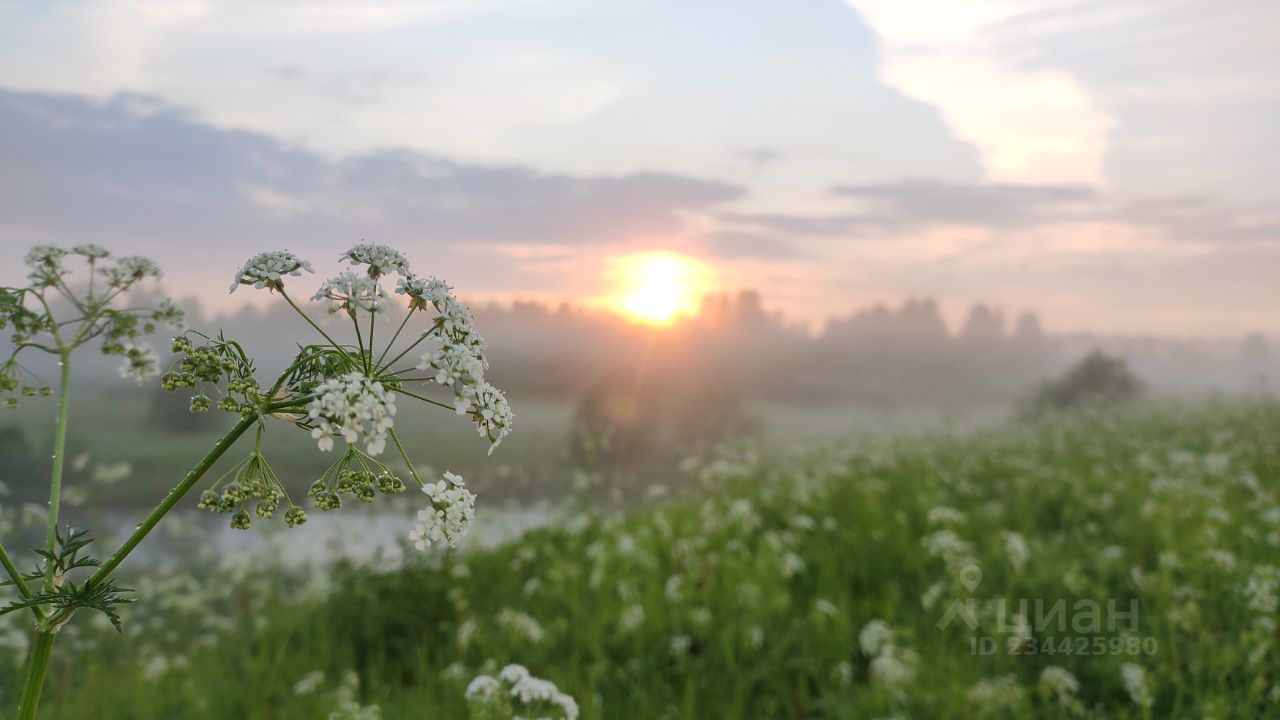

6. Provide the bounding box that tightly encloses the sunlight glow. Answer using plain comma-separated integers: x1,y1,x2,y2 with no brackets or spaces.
610,253,708,326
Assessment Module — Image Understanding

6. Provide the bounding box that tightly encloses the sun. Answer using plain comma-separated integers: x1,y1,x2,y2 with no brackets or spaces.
610,253,707,326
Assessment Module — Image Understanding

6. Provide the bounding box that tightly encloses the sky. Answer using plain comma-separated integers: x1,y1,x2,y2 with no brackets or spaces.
0,0,1277,335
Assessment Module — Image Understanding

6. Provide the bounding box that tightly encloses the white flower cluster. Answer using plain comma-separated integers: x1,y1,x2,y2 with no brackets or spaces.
343,242,410,278
24,245,69,286
306,371,397,456
454,381,514,455
313,271,389,317
71,244,110,259
408,471,476,550
100,255,161,288
401,274,514,454
860,619,917,696
465,664,578,720
395,275,451,305
1246,564,1280,616
1039,666,1081,705
1120,662,1153,708
229,250,314,293
117,342,161,383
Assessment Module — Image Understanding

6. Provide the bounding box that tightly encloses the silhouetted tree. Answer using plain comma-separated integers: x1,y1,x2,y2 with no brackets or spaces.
1023,350,1142,418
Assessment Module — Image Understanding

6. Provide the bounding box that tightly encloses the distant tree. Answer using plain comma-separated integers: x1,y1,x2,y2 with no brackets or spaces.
959,303,1005,346
1023,350,1142,418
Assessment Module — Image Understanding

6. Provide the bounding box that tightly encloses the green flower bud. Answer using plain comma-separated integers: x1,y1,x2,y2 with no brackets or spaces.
255,498,278,519
189,395,211,413
197,489,220,511
314,491,342,512
354,481,375,502
225,481,245,502
308,478,327,497
376,472,406,494
230,509,251,530
285,507,308,528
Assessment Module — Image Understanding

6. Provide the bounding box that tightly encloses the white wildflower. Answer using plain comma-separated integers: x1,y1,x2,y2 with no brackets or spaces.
495,610,546,645
417,343,487,388
669,634,693,657
859,619,894,657
100,255,161,287
1121,662,1153,709
1039,666,1080,704
1002,531,1030,572
1205,548,1237,571
781,552,805,579
468,665,578,720
453,381,514,455
968,674,1026,713
294,670,326,696
306,372,396,456
927,506,965,525
396,274,452,307
342,242,410,278
229,250,312,292
71,244,110,259
24,245,68,286
1246,565,1280,615
313,271,389,317
409,471,476,550
465,674,502,702
620,604,645,633
869,645,917,691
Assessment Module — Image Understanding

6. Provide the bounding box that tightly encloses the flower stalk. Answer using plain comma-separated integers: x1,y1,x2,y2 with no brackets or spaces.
3,242,512,716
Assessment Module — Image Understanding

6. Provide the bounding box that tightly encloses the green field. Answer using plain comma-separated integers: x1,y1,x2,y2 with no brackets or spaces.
4,398,1278,718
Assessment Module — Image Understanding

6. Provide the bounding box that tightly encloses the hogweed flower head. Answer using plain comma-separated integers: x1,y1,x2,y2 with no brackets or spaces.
466,664,578,720
313,271,389,318
342,242,410,279
229,250,313,293
196,243,511,549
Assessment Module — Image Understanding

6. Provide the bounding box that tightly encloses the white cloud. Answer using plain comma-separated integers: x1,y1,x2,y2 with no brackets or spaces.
852,0,1113,187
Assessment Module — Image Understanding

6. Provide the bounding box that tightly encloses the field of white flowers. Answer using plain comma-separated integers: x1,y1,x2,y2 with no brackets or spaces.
5,397,1278,719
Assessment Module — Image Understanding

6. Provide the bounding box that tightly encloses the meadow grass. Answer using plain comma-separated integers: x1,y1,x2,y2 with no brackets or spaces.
7,397,1280,718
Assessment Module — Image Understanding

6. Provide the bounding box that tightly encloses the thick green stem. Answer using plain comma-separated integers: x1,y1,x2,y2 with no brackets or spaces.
42,352,72,591
16,631,55,720
90,415,257,584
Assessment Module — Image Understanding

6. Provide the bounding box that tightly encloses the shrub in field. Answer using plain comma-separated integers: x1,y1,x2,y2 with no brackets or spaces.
1023,350,1142,419
0,243,512,718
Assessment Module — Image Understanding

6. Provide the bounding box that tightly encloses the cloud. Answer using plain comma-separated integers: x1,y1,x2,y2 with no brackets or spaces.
851,0,1113,186
984,0,1280,202
719,179,1279,249
0,87,743,255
